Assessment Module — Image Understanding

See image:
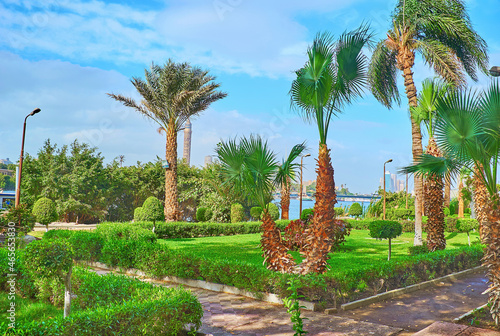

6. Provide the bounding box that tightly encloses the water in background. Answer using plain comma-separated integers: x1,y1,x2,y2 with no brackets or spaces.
283,198,372,220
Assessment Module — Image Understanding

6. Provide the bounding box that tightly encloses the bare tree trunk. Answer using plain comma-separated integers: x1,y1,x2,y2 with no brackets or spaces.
458,178,464,218
473,167,488,242
280,177,291,220
63,267,72,318
444,176,451,208
164,121,180,221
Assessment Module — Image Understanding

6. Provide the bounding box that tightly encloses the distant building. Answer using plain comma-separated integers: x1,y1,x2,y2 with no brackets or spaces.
0,169,14,177
0,190,15,209
204,155,213,167
0,158,13,165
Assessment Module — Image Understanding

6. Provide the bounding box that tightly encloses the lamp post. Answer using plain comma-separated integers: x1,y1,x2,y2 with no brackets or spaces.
299,153,311,218
489,66,500,77
383,159,393,220
15,108,41,207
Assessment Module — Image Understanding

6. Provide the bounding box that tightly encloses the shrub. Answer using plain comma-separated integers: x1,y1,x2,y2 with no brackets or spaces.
0,204,36,235
369,220,403,261
334,207,344,216
44,229,75,240
331,219,352,251
457,218,479,246
445,216,458,232
266,203,280,221
283,219,307,250
349,203,362,218
196,207,209,222
69,231,104,262
300,208,314,223
142,197,164,232
408,243,429,256
394,208,412,220
134,207,146,221
32,198,58,231
230,203,245,223
100,239,142,269
250,206,263,221
443,207,450,216
96,222,156,243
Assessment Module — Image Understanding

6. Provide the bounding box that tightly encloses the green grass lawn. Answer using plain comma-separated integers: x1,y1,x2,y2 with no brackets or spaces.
0,293,62,326
158,230,481,276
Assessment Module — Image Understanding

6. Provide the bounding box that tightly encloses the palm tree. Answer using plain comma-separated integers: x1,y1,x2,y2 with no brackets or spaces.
108,60,226,221
369,0,488,246
216,135,296,273
290,25,372,274
402,81,500,324
411,78,449,251
275,143,307,220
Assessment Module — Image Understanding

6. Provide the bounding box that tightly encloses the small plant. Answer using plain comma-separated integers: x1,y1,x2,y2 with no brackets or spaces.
282,279,308,336
334,207,344,216
230,203,245,223
133,207,146,221
196,207,210,222
250,206,263,221
283,219,307,250
408,242,429,255
456,218,479,246
369,220,403,261
32,197,58,232
142,196,164,233
349,203,362,219
300,208,314,223
266,203,280,221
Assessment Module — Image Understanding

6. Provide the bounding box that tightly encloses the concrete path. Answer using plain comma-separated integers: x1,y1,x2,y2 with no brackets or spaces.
413,322,500,336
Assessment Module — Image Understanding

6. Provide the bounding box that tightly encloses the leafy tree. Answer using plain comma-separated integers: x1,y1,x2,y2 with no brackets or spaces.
290,25,372,274
369,0,488,246
24,239,74,317
108,60,226,221
142,196,164,233
0,204,36,235
134,207,146,221
230,204,245,223
456,218,478,246
369,220,403,260
32,197,58,232
349,203,362,219
250,206,263,221
402,81,500,324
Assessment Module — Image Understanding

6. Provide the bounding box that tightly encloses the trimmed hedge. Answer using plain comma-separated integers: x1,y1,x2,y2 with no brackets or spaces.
96,222,156,242
230,203,244,223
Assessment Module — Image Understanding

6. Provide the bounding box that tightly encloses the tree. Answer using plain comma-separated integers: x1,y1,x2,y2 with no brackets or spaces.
24,239,74,318
369,220,403,261
217,135,295,272
275,142,307,220
142,196,164,233
349,202,362,219
290,25,372,274
369,0,488,246
32,197,58,232
108,60,226,221
402,81,500,324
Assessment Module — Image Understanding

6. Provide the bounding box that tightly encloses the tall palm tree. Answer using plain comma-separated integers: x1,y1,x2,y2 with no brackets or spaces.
290,25,372,274
108,60,226,221
402,81,500,324
369,0,488,246
216,135,296,273
411,78,449,251
275,142,307,220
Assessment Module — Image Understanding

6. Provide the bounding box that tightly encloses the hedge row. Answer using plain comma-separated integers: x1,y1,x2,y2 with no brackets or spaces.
37,229,485,306
0,250,202,335
346,217,479,234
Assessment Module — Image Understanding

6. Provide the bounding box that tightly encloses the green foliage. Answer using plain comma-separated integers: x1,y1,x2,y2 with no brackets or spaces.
100,239,142,269
349,203,362,218
457,218,479,233
408,243,429,256
0,204,36,235
32,197,58,227
443,207,450,216
230,203,245,223
300,208,314,223
369,220,403,240
267,203,280,221
69,231,104,262
394,208,413,220
282,279,308,335
250,206,263,220
366,191,414,219
133,207,146,221
334,207,345,216
142,196,164,224
95,222,156,243
23,239,74,280
44,229,75,240
449,198,459,215
196,207,213,222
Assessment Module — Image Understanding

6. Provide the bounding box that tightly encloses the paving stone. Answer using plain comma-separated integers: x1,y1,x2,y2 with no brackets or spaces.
412,321,467,335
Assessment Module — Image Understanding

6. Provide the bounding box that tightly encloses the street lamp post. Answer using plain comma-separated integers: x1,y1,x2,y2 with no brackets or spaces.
15,108,41,207
489,66,500,77
383,159,393,220
299,153,311,218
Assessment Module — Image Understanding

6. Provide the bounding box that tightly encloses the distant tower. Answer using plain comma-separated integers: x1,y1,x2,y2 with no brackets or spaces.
183,119,192,166
204,155,213,167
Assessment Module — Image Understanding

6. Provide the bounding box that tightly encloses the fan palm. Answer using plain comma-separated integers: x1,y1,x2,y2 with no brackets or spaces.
275,142,307,220
290,25,372,274
108,60,226,221
216,135,296,273
402,80,500,324
369,0,488,246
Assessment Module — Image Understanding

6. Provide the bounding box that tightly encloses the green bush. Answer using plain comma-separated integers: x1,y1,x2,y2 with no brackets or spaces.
449,198,459,215
69,231,104,262
230,203,245,223
133,207,146,221
266,203,280,221
334,207,345,216
32,198,58,230
142,197,164,224
300,208,314,223
96,222,156,242
250,206,263,220
457,218,479,246
394,208,412,219
349,203,362,218
100,239,142,269
196,207,213,222
369,220,403,260
408,243,429,255
0,204,36,235
443,207,450,216
44,229,75,240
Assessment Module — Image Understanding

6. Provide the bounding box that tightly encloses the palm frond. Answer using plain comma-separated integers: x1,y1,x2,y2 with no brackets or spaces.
368,41,400,108
400,153,462,181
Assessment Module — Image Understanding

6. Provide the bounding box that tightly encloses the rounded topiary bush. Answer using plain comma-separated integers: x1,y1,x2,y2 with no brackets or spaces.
301,208,314,223
369,220,403,260
334,207,345,216
231,203,244,223
250,206,263,221
196,207,213,222
142,197,164,223
32,197,58,231
134,207,146,221
266,203,279,221
349,203,362,218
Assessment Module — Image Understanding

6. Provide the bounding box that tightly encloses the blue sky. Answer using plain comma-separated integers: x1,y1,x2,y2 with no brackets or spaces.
1,0,499,194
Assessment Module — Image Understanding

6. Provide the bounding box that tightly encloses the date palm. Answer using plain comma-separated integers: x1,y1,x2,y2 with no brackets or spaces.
108,60,226,221
369,0,488,246
216,135,296,273
290,25,372,274
275,142,307,220
402,81,500,324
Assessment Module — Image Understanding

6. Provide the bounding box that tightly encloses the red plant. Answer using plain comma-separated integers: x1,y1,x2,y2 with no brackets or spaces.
283,219,308,251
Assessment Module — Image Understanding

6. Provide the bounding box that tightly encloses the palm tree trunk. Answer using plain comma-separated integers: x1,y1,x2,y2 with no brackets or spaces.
164,121,180,221
281,177,291,220
444,177,451,208
298,143,336,274
402,59,424,246
458,178,465,218
424,138,446,251
473,167,488,242
482,195,500,325
260,210,295,273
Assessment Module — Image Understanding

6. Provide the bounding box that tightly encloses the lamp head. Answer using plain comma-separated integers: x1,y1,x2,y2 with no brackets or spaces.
489,66,500,77
29,108,41,116
385,159,393,164
304,154,311,158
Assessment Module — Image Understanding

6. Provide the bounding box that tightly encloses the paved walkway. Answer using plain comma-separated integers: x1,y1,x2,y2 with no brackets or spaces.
90,267,499,335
